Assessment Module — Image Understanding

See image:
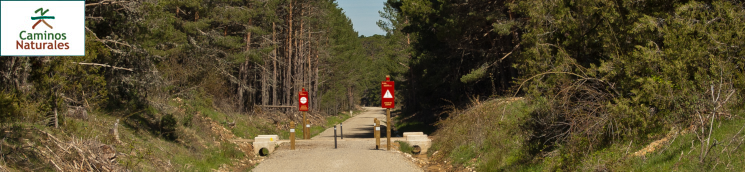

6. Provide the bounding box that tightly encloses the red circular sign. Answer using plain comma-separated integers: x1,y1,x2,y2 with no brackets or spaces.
299,88,309,111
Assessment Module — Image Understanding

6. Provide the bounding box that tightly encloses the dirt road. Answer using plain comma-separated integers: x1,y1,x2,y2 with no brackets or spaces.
251,107,421,172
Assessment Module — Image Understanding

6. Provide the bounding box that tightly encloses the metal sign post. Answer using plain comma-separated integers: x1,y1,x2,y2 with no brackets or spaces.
381,75,395,150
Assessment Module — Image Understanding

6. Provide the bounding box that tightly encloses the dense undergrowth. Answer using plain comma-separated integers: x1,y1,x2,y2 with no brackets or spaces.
427,97,745,171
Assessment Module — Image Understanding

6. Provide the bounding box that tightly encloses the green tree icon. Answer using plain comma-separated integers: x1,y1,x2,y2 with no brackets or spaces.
31,8,55,29
35,8,49,16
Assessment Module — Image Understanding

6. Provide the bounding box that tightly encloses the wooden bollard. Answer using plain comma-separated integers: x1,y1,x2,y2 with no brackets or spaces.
386,108,391,150
375,118,380,150
302,112,308,139
305,119,311,139
290,121,296,150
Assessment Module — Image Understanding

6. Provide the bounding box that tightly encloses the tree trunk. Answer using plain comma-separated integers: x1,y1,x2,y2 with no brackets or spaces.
248,64,254,112
286,0,293,108
307,31,313,111
261,52,269,106
347,86,354,110
272,22,278,106
294,20,300,108
300,1,305,106
313,56,319,111
246,21,252,51
238,65,245,112
406,19,411,45
245,20,254,109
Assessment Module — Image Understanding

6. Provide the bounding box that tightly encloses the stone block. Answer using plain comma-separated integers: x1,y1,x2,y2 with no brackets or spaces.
403,132,424,138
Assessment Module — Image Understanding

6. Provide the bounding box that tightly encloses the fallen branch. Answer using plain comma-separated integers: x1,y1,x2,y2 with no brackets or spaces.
498,43,520,62
722,123,745,154
49,159,63,171
98,39,132,48
71,62,134,71
84,26,127,54
86,17,104,20
35,128,63,143
398,62,409,69
213,58,255,92
256,105,296,108
514,71,593,97
85,0,128,7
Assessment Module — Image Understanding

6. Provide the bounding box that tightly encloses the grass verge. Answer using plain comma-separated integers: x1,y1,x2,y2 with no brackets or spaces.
428,97,533,171
429,97,745,171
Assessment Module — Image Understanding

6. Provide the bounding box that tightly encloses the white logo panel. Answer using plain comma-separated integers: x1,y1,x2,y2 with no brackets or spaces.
1,1,85,56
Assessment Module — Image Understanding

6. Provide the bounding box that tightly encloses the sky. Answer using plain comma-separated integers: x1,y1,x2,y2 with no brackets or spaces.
335,0,388,37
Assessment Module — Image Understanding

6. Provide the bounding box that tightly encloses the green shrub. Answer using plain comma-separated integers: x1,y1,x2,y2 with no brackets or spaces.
451,144,477,165
219,142,245,159
0,92,20,123
160,114,178,141
397,141,414,154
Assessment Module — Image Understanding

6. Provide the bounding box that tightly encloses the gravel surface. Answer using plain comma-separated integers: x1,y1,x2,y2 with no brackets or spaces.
252,107,422,172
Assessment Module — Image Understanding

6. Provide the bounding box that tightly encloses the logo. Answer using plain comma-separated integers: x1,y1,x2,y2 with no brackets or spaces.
15,7,69,51
32,8,54,29
1,0,85,56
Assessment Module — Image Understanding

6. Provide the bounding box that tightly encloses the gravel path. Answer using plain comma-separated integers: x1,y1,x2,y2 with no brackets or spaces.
251,107,421,172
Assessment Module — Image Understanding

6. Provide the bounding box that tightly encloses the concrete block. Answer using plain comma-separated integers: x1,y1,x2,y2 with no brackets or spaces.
405,134,431,154
252,141,276,155
403,132,424,138
407,140,431,154
254,137,277,142
257,135,279,141
406,135,429,141
254,135,279,155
